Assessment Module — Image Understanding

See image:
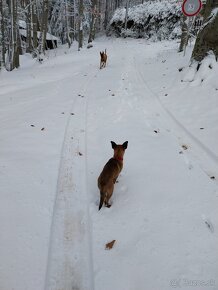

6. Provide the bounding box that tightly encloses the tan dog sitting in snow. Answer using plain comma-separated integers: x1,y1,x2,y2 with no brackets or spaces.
100,49,107,69
98,141,128,210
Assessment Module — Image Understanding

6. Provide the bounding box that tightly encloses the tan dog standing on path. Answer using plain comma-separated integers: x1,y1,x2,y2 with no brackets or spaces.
100,49,107,69
98,141,128,210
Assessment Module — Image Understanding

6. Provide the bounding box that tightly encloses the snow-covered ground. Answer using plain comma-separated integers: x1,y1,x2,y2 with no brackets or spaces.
0,38,217,290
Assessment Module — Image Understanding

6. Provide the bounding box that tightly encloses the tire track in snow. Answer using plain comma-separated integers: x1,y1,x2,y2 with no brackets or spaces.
44,72,96,290
132,56,218,178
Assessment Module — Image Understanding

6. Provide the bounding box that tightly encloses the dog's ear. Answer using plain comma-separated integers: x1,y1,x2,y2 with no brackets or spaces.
122,141,128,149
111,141,117,149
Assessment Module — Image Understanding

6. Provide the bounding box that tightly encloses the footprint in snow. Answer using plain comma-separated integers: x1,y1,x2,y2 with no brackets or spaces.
181,144,189,150
202,215,214,233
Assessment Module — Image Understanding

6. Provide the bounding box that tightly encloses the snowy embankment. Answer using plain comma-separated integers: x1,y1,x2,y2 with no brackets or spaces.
109,0,181,40
0,38,217,290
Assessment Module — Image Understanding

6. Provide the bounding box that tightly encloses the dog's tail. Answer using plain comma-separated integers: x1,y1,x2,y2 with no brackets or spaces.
99,192,105,210
105,49,107,54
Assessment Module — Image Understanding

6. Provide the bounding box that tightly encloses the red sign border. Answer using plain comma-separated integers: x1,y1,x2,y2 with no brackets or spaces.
182,0,202,17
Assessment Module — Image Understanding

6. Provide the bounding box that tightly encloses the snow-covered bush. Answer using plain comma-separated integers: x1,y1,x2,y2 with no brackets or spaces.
108,0,182,41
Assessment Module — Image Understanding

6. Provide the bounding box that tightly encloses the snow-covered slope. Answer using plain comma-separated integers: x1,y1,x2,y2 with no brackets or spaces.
109,0,181,40
0,38,217,290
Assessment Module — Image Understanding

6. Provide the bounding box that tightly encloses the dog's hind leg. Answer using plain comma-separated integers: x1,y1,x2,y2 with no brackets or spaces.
105,185,114,208
99,192,105,210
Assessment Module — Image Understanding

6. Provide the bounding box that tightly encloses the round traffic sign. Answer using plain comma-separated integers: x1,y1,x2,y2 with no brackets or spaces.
182,0,202,17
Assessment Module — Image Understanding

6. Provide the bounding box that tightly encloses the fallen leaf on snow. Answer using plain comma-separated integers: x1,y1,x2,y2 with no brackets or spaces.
105,240,116,250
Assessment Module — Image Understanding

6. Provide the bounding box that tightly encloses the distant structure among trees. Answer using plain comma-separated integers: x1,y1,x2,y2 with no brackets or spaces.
19,20,58,51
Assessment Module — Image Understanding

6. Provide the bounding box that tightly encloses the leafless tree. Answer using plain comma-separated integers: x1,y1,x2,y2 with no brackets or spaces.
178,14,188,53
78,0,83,49
0,0,6,68
38,0,49,57
6,0,20,70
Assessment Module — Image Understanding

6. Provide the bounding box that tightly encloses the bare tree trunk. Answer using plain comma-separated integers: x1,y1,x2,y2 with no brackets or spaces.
191,0,218,62
88,0,97,43
104,0,109,30
0,0,5,68
14,0,20,68
68,0,74,42
115,0,121,9
32,0,38,56
8,0,15,70
124,0,129,30
15,26,21,68
72,0,76,40
65,0,71,48
7,0,20,70
42,0,48,51
78,0,83,50
178,14,188,52
26,0,32,53
38,0,49,56
96,0,101,33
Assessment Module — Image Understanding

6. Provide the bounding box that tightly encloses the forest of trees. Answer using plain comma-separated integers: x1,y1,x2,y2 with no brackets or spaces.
0,0,146,71
0,0,217,71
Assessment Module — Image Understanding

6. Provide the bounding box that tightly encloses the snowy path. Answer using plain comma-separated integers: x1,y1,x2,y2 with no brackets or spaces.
0,39,217,290
45,71,96,290
87,40,218,290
